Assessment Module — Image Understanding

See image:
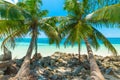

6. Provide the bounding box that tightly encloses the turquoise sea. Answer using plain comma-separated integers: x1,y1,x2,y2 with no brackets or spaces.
0,38,120,58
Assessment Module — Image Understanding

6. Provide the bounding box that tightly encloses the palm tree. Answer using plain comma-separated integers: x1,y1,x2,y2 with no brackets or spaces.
86,3,120,23
0,0,60,79
59,0,117,79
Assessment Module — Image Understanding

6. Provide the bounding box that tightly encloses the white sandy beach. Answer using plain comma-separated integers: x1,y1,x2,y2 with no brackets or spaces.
0,43,119,59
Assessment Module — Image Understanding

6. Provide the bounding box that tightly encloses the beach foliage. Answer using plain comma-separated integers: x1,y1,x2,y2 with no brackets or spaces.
86,3,120,24
0,0,60,79
0,0,119,79
0,0,60,49
59,0,117,55
60,0,118,79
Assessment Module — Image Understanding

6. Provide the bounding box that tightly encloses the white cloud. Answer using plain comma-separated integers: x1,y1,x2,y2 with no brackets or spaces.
5,0,18,4
13,0,18,4
85,12,94,20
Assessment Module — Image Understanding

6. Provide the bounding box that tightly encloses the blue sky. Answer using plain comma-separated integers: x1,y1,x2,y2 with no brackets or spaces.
42,0,67,16
41,0,120,38
6,0,120,38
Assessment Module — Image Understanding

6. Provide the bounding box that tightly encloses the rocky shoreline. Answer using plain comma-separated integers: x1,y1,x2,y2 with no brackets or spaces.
0,52,120,80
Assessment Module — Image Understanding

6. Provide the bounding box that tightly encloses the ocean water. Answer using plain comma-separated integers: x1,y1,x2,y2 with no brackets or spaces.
0,38,120,58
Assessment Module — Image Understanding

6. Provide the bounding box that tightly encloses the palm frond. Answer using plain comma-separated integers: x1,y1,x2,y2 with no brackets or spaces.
93,27,117,55
86,4,120,23
64,21,92,47
88,33,100,50
82,0,89,13
0,2,24,20
39,17,61,46
0,20,25,37
38,10,48,18
64,0,83,18
21,0,42,15
58,17,78,36
0,1,32,20
49,38,60,48
40,23,59,38
1,25,29,49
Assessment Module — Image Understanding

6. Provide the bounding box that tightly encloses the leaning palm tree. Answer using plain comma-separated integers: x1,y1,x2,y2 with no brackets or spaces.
0,0,60,79
59,0,117,80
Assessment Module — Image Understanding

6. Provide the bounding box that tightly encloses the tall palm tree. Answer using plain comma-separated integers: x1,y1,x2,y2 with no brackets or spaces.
0,0,60,79
59,0,117,79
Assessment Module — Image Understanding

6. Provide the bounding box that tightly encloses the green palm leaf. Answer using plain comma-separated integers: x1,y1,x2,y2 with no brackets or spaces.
1,25,29,49
86,4,120,23
93,27,117,55
0,0,62,78
0,1,25,20
39,17,61,46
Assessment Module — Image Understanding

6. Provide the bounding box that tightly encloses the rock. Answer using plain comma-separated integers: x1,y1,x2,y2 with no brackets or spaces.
95,55,104,60
80,55,88,61
0,46,12,61
31,53,42,62
105,68,113,74
36,68,44,75
39,56,53,67
0,55,4,61
113,71,120,79
82,60,90,70
38,75,46,80
72,66,83,75
4,63,19,75
65,72,72,76
32,52,120,80
0,71,4,75
67,58,79,67
15,59,23,67
3,46,12,61
0,75,10,80
103,56,110,62
52,52,61,58
50,74,58,80
2,52,119,80
113,62,120,67
50,59,56,66
110,56,120,61
86,76,91,80
43,70,51,76
0,60,11,70
104,74,120,80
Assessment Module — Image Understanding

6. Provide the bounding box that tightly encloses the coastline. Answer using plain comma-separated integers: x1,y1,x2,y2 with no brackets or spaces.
0,38,119,59
8,44,120,59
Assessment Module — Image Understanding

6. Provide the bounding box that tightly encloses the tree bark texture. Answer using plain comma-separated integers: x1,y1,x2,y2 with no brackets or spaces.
15,28,37,79
84,38,105,80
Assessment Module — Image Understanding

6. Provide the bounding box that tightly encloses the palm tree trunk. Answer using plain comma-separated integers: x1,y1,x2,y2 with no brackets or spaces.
15,29,37,79
78,43,80,61
84,38,105,80
35,36,38,56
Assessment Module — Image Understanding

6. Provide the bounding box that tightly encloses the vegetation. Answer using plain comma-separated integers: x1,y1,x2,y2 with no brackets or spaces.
0,0,60,79
0,0,119,80
58,0,117,79
86,3,120,24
